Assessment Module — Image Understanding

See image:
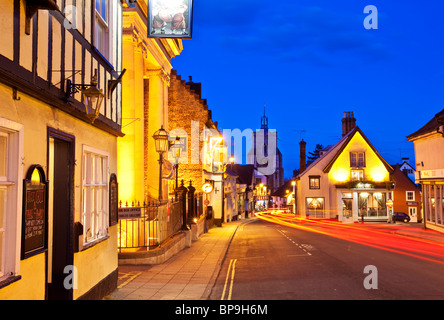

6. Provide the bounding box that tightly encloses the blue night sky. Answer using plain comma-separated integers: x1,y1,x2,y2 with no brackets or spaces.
172,0,444,179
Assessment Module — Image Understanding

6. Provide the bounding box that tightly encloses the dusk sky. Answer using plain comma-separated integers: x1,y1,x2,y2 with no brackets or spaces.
172,1,444,179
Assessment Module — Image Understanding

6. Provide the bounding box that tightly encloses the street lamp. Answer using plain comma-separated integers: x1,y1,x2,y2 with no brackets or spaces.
171,137,184,189
152,125,169,201
66,69,104,123
292,181,296,214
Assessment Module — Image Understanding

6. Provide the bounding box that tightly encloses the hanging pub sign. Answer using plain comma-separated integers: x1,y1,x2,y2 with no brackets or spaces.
148,0,193,39
21,165,48,260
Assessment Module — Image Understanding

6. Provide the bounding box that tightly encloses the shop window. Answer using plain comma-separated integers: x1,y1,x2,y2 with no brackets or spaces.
350,152,365,167
306,197,325,218
82,146,109,246
358,192,387,217
309,176,320,189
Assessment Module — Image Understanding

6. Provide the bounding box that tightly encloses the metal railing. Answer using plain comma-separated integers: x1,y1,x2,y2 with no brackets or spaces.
117,199,183,252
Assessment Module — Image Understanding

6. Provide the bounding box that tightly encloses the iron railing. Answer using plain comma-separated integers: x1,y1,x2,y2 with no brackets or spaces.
117,199,183,252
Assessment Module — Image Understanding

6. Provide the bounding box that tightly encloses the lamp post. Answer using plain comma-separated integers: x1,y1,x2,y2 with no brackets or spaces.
292,181,296,214
171,138,184,190
152,125,169,201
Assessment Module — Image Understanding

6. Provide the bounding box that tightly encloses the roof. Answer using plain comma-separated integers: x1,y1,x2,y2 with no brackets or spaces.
407,108,444,140
323,126,393,174
229,164,255,185
297,126,393,178
271,179,294,197
296,128,353,178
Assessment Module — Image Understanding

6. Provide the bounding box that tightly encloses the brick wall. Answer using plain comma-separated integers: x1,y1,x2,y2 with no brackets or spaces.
168,70,211,192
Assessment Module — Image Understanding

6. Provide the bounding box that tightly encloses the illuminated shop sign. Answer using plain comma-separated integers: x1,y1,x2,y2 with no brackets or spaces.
148,0,193,39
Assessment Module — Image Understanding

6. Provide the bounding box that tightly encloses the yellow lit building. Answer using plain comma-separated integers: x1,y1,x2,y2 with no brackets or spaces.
407,109,444,232
296,113,393,222
0,0,124,299
119,0,182,204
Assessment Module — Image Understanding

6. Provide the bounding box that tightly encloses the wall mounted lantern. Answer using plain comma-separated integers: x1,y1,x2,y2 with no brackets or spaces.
66,69,104,123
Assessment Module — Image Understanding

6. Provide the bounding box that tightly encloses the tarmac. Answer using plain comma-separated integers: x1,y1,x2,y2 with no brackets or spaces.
105,219,245,300
104,216,444,300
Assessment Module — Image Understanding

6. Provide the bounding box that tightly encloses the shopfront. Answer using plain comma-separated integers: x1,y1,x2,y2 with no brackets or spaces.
338,189,392,223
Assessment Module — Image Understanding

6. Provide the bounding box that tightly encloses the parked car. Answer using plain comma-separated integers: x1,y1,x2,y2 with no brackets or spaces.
390,212,410,223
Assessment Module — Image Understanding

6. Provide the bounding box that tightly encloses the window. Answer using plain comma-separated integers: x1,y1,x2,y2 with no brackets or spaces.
309,176,320,189
351,169,364,181
350,152,365,167
406,191,415,201
94,0,109,59
306,197,325,218
358,192,387,217
0,120,23,283
82,146,109,245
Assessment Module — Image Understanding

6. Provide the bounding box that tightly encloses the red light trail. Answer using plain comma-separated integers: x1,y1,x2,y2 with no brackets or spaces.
256,210,444,266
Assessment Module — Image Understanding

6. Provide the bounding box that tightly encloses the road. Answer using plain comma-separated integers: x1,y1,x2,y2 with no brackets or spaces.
209,212,444,300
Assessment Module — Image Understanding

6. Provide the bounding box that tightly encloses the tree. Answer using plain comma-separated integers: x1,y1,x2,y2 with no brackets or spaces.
307,144,324,164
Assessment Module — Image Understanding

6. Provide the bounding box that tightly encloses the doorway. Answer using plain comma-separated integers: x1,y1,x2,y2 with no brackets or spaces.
47,129,75,300
408,207,417,223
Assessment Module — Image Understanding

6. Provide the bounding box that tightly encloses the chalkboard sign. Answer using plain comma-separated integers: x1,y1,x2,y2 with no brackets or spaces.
21,165,48,259
109,174,118,226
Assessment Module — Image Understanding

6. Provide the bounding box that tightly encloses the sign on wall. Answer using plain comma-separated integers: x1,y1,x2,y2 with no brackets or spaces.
21,165,48,259
148,0,193,38
118,207,142,220
109,174,119,226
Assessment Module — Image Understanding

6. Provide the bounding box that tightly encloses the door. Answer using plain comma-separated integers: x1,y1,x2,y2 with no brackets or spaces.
47,130,75,300
342,198,353,223
408,207,417,223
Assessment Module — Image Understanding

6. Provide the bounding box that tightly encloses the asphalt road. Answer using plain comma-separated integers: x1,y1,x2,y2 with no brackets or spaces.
209,217,444,300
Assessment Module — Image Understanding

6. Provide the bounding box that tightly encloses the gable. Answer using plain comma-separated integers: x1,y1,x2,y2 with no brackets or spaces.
324,127,393,183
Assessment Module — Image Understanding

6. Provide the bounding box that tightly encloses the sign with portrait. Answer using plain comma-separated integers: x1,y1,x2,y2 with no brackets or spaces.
148,0,193,38
21,165,48,259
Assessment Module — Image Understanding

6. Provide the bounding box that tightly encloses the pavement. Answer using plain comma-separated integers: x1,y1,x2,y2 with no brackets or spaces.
104,216,444,300
105,219,246,300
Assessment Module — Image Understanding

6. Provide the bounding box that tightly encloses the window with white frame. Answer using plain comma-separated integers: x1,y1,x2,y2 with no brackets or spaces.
406,191,415,201
94,0,109,59
0,121,22,283
82,146,109,245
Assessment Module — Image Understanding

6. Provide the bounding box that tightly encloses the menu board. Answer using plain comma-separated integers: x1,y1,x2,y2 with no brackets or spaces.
24,188,46,254
21,165,48,259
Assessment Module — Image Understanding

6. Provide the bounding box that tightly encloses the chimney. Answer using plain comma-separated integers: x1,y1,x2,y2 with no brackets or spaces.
299,139,306,173
342,112,356,137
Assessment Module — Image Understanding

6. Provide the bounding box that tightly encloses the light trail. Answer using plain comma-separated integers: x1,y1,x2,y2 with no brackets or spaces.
256,210,444,266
